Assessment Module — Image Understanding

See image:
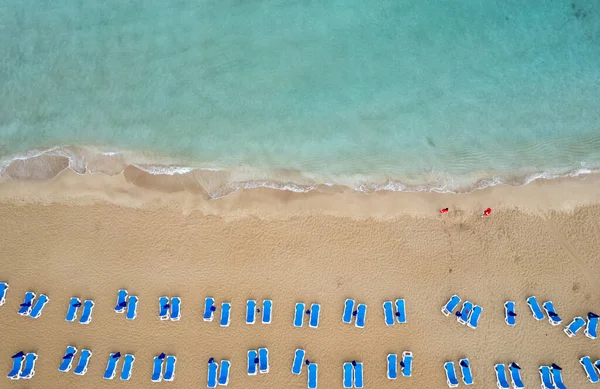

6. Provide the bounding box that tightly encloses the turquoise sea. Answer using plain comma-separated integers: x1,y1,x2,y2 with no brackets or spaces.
1,1,599,194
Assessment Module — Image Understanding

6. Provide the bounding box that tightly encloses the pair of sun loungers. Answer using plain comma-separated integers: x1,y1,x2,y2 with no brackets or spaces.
580,356,600,383
247,348,269,375
65,297,95,324
291,349,318,388
495,363,524,389
539,364,567,389
295,302,320,328
58,346,92,375
103,352,135,381
387,352,412,379
441,295,482,329
527,296,562,325
151,354,177,382
383,299,406,326
444,359,473,387
207,359,231,387
564,312,598,339
343,361,363,388
203,298,234,326
245,299,272,324
159,296,181,321
18,292,50,319
7,352,37,380
114,289,138,320
343,299,367,328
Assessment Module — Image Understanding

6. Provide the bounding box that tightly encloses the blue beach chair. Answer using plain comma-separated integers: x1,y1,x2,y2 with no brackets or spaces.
29,293,49,319
7,353,24,380
159,296,169,320
309,303,320,328
343,362,353,388
402,351,413,377
387,354,397,379
467,305,482,329
126,295,138,320
564,316,585,337
355,304,367,328
495,364,510,389
354,362,364,388
203,297,215,321
294,303,305,327
0,281,8,306
395,299,406,324
459,359,473,385
73,349,92,376
539,366,555,389
58,346,77,372
457,301,473,325
441,295,460,316
527,296,544,321
207,360,218,388
262,299,272,324
444,361,459,388
115,289,128,313
66,297,80,322
247,350,258,375
542,301,562,326
308,363,318,389
79,300,94,324
220,302,231,327
170,297,181,321
120,354,135,381
509,362,524,389
151,355,164,382
164,355,176,381
246,300,256,324
258,348,269,374
292,349,305,375
580,356,599,383
218,360,230,386
585,312,598,339
383,301,394,326
504,301,516,326
18,291,36,316
343,299,355,323
551,364,566,389
104,352,121,380
19,353,37,379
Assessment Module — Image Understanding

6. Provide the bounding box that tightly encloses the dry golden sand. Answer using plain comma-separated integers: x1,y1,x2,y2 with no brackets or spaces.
1,172,600,389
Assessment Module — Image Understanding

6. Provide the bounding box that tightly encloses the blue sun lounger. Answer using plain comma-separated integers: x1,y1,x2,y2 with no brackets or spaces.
387,354,397,379
527,296,544,321
66,297,80,322
246,300,257,324
467,305,482,329
120,354,135,381
18,291,36,316
218,360,230,386
258,348,269,373
580,356,599,383
442,295,461,316
444,362,459,388
396,299,406,324
383,301,395,326
354,362,364,388
309,304,320,328
402,351,413,377
151,355,164,382
126,296,138,320
539,366,555,389
564,317,585,337
19,353,37,379
29,293,49,319
504,301,516,326
459,359,473,385
509,363,524,389
247,350,258,375
73,349,92,376
292,349,305,375
7,353,24,380
585,312,598,339
164,355,176,381
58,346,77,372
207,360,218,388
356,304,367,328
294,303,305,327
115,289,128,313
495,364,510,389
343,299,355,324
262,300,272,324
551,365,566,389
159,296,169,320
343,362,353,388
0,282,8,306
104,353,120,379
457,301,473,325
203,297,215,321
220,302,231,327
308,363,318,389
542,301,562,326
170,297,181,321
80,300,94,324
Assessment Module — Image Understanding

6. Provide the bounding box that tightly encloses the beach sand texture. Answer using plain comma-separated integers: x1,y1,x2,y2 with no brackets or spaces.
1,176,600,388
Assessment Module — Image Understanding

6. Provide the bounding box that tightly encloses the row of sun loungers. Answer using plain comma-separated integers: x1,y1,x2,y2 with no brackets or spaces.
207,358,231,387
294,302,320,328
343,299,367,328
7,352,37,380
564,312,598,338
386,351,412,379
16,291,50,319
58,346,92,375
444,359,473,387
151,353,177,382
247,348,269,375
65,297,95,324
441,295,482,329
383,299,406,325
526,296,562,325
114,289,138,320
159,296,181,321
494,363,524,389
343,361,363,388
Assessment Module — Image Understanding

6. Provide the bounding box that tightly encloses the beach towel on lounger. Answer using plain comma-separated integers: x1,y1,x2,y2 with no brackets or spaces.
7,353,24,380
159,296,169,320
115,289,128,313
18,292,36,316
504,301,516,326
542,301,562,325
66,297,80,322
58,346,77,373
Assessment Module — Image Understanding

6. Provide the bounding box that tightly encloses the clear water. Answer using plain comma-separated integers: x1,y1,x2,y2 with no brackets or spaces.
1,0,599,191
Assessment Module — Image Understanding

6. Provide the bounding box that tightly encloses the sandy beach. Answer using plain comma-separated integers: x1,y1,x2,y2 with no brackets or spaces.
1,171,600,389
